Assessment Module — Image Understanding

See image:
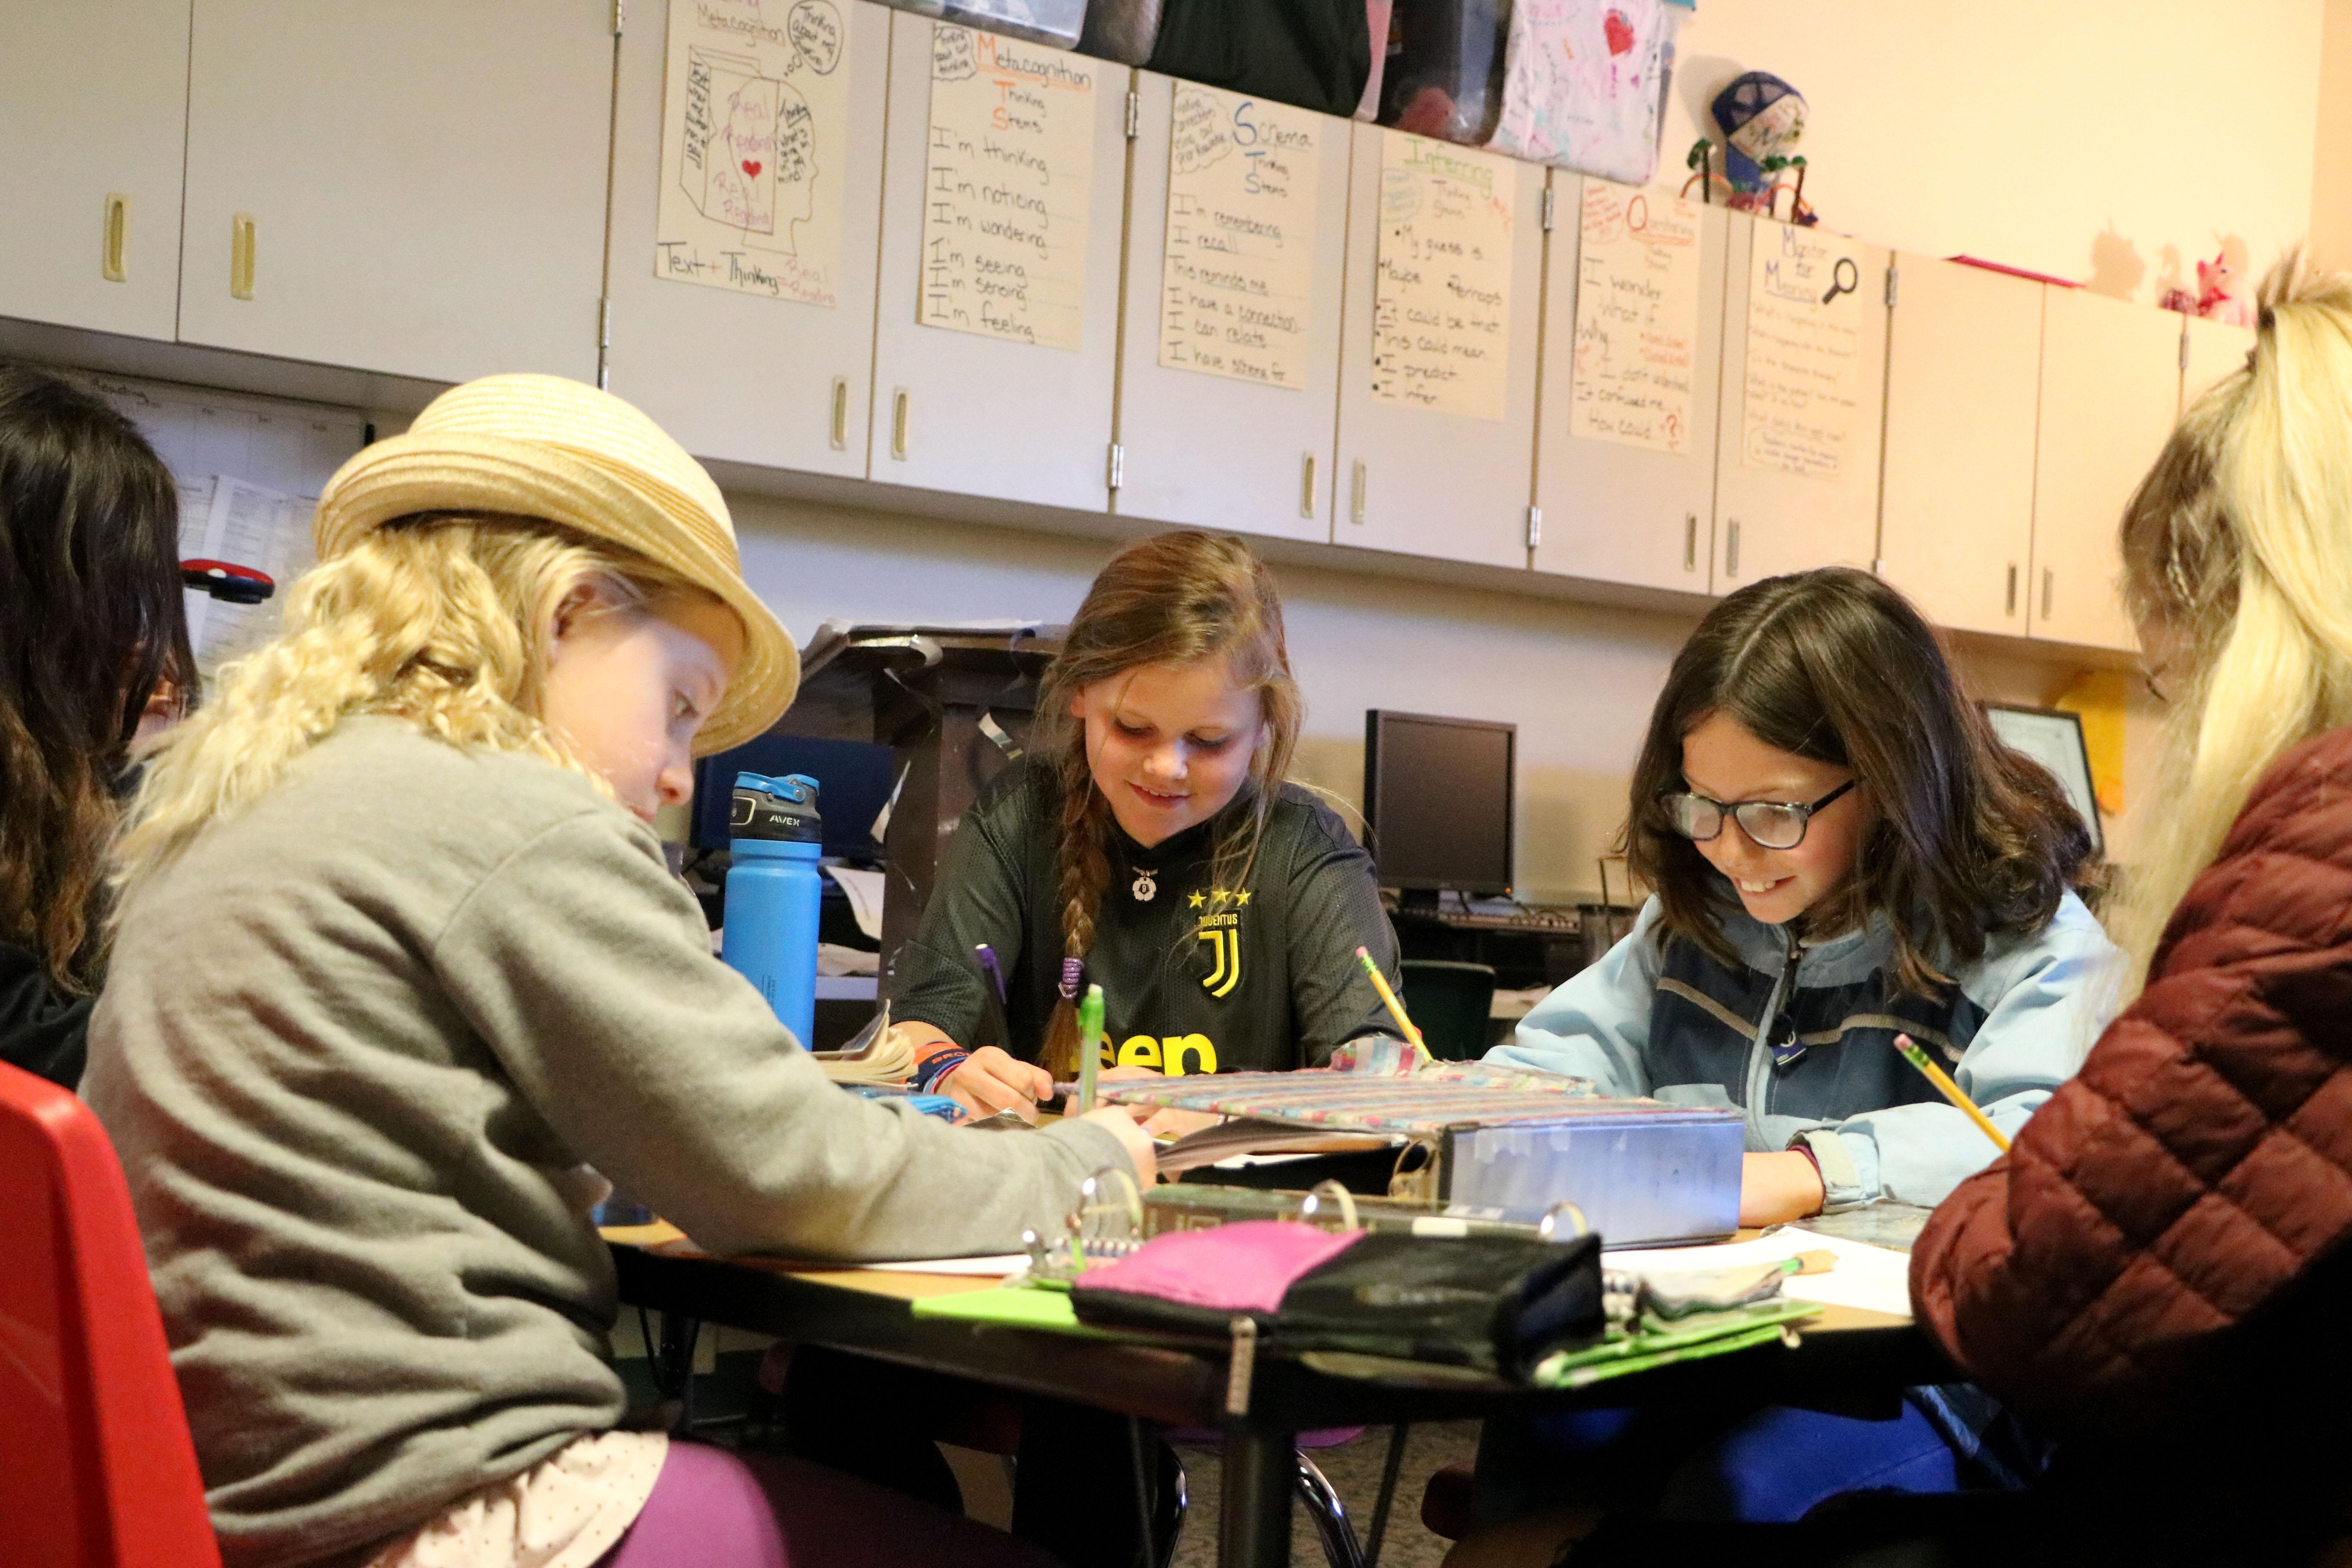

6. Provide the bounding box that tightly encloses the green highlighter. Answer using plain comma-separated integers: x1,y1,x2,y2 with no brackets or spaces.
1077,983,1105,1113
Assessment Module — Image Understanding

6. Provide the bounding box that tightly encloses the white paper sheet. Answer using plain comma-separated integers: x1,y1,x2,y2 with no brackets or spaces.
179,477,318,677
1570,180,1702,454
1605,1228,1915,1320
655,0,853,307
1157,82,1320,389
1370,133,1515,421
1742,223,1869,480
919,25,1097,350
822,865,886,940
863,1253,1030,1276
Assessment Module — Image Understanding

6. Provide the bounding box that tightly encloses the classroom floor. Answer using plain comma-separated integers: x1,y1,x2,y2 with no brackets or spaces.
1167,1420,1481,1568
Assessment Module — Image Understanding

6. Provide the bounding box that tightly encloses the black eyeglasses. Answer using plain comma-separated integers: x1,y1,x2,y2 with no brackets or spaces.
1658,780,1856,851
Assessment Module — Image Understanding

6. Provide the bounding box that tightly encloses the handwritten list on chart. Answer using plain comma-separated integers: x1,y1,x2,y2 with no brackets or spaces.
1371,135,1514,421
1569,182,1701,454
1157,83,1320,388
920,26,1095,350
1742,224,1866,480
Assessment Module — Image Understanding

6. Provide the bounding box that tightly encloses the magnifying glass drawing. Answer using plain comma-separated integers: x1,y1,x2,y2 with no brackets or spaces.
1821,256,1859,305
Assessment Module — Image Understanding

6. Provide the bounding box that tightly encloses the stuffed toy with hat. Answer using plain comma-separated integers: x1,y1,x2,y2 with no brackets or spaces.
1683,70,1815,225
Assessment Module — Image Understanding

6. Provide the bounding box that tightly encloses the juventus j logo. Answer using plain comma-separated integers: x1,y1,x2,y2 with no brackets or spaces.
1197,926,1241,998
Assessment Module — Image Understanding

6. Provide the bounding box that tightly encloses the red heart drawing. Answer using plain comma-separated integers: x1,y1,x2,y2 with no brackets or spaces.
741,160,763,179
1603,9,1634,54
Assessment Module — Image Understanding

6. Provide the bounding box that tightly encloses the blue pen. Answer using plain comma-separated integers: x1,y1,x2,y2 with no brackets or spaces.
976,943,1009,1004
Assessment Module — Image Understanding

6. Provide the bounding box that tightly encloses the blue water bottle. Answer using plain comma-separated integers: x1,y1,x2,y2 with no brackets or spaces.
722,771,824,1048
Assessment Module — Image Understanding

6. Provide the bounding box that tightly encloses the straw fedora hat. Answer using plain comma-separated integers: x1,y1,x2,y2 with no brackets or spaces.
313,374,795,753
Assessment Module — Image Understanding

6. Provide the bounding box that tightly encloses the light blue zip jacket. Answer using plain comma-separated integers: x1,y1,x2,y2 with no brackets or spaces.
1486,890,2125,1209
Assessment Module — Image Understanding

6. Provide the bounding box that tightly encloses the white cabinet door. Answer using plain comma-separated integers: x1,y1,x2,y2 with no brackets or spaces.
1331,125,1545,569
2030,288,2177,652
176,0,611,384
603,0,887,476
1532,174,1726,593
2181,314,2256,412
1711,214,1889,589
867,15,1129,510
1877,255,2043,637
0,0,191,341
1111,73,1351,543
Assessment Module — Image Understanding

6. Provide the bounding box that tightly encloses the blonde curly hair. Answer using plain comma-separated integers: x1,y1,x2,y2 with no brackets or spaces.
113,512,700,907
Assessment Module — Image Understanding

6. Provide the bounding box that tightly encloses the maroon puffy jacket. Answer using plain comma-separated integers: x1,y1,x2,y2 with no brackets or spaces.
1913,724,2352,1440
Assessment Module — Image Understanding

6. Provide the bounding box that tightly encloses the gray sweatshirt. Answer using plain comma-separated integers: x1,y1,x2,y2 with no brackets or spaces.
82,717,1127,1568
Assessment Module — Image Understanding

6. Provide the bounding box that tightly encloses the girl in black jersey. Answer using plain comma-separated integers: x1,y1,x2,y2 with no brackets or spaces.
782,532,1403,1568
889,528,1403,1122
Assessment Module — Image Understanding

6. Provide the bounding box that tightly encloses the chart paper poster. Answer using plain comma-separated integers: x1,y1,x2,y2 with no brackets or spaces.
1371,134,1514,421
655,0,851,306
1569,180,1701,454
920,25,1096,350
1157,83,1320,389
1742,223,1866,480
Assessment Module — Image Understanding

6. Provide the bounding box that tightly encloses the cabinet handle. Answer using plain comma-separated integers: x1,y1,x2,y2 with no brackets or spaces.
2042,567,2054,621
829,377,848,451
2005,563,2018,616
1349,460,1367,526
1725,519,1741,577
1683,512,1698,572
230,213,256,300
1299,453,1317,519
102,194,129,283
890,388,909,461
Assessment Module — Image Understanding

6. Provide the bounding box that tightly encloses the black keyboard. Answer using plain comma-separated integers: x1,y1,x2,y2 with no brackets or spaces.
1399,907,1582,933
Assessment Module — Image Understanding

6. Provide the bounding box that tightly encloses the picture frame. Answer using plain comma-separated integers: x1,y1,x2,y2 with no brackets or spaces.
1983,703,2105,859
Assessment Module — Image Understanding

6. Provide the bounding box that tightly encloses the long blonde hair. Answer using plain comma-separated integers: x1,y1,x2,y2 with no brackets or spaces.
114,512,697,904
1033,531,1303,1076
2114,256,2352,986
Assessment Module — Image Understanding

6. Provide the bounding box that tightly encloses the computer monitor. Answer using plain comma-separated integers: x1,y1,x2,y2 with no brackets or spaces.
690,735,897,859
1363,710,1516,909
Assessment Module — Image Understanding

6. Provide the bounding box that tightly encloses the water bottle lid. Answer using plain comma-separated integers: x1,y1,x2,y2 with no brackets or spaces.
730,771,823,843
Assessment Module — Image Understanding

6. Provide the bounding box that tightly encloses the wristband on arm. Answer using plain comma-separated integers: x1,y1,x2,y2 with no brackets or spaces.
910,1040,972,1094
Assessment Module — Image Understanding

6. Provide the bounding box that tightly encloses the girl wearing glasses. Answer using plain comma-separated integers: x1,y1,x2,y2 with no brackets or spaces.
1472,566,2125,1531
1493,565,2122,1227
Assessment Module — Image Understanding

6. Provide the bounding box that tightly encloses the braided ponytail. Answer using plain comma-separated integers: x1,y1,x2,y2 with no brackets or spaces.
1033,530,1303,1075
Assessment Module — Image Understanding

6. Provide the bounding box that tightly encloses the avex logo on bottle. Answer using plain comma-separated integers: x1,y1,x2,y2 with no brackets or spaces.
1188,887,1250,999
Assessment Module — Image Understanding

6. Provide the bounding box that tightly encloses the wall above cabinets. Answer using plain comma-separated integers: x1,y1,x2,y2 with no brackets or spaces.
0,0,2230,665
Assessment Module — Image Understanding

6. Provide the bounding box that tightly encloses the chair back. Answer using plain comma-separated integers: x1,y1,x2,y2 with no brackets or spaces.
1397,961,1498,1061
0,1061,221,1568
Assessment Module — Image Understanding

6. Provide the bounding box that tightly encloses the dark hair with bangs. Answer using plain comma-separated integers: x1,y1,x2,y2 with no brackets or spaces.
1625,567,2096,996
0,364,194,990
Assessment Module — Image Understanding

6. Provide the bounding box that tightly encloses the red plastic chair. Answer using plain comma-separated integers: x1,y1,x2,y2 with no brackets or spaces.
0,1061,221,1568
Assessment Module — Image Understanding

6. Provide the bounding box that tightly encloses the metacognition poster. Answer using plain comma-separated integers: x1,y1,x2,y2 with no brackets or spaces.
1569,180,1702,454
1742,222,1867,480
919,25,1097,350
1370,134,1514,421
655,0,851,307
1157,83,1320,389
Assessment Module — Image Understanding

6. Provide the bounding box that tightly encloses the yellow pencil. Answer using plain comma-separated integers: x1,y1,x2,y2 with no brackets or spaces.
1894,1033,2011,1152
1356,946,1431,1061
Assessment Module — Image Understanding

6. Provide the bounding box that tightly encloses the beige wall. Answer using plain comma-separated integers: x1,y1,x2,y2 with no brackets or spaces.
1662,1,2327,301
727,494,2147,902
2315,0,2352,272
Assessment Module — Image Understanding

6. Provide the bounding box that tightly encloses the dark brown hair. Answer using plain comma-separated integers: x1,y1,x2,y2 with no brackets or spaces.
1032,531,1301,1074
1625,567,2095,995
0,365,194,990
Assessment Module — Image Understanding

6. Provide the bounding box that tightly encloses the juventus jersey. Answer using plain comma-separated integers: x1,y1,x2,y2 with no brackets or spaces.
891,758,1401,1075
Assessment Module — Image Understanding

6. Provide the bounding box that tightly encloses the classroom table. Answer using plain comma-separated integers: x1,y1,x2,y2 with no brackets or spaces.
605,1223,1950,1568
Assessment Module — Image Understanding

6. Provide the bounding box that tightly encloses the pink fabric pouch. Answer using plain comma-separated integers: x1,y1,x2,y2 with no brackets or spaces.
1071,1221,1363,1314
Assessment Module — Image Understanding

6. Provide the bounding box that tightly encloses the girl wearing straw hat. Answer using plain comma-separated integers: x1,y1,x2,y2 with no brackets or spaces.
82,373,1149,1568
